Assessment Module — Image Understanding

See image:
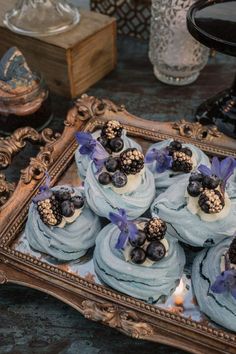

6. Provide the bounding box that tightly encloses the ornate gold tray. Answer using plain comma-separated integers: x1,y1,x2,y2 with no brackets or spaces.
0,95,236,354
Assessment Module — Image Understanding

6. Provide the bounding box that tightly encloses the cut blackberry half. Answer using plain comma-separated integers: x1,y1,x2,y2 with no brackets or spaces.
37,194,62,226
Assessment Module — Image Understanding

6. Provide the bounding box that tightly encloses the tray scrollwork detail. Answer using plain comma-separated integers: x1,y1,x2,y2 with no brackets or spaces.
82,300,153,339
0,127,60,169
0,173,15,208
172,120,222,141
0,270,7,285
65,94,125,127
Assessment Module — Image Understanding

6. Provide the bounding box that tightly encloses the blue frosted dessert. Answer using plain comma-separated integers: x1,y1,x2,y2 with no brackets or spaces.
26,176,101,261
94,209,185,302
151,157,236,247
192,236,236,332
75,120,141,180
76,130,155,219
145,139,210,194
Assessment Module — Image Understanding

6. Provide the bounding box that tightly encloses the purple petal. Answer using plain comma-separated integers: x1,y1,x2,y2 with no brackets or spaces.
211,157,221,177
231,285,236,299
156,153,172,173
109,211,125,226
198,164,212,176
45,171,51,189
79,145,94,155
211,275,227,293
75,132,93,145
219,157,236,182
115,230,128,250
127,222,138,240
145,148,158,163
33,190,52,203
92,141,109,161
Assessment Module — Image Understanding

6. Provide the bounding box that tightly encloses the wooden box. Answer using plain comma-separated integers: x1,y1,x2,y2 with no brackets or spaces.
0,1,117,98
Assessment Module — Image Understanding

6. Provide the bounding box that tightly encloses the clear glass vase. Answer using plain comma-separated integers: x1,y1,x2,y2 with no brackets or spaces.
149,0,209,86
4,0,80,37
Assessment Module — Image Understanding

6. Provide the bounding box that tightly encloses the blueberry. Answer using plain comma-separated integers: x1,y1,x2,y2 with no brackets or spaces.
187,181,202,197
202,175,220,189
54,190,71,202
71,196,84,209
130,247,146,264
146,241,166,262
97,136,108,148
109,137,124,152
111,171,127,188
98,172,111,185
169,140,182,151
181,147,192,157
129,230,146,247
105,157,120,173
189,171,203,183
61,200,75,217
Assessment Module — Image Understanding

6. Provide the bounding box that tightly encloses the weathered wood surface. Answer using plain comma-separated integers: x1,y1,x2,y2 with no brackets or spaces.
0,36,234,353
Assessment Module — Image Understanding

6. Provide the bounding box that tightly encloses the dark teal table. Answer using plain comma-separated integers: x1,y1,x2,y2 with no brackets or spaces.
0,36,234,354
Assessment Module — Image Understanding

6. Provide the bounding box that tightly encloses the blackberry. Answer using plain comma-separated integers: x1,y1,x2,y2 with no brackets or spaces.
172,151,193,173
198,189,225,214
120,148,144,175
101,120,123,140
145,218,167,241
37,194,62,226
228,238,236,265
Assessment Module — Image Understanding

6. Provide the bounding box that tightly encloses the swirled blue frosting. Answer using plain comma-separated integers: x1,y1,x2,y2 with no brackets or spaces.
84,162,155,220
94,222,185,302
192,238,236,332
25,186,101,261
75,130,141,180
146,139,210,194
151,179,236,247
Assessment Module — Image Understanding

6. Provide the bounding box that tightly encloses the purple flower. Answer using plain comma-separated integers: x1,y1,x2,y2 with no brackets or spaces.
33,171,52,203
211,269,236,299
76,131,109,172
75,132,97,157
92,140,109,173
198,156,236,191
109,209,138,250
145,148,172,173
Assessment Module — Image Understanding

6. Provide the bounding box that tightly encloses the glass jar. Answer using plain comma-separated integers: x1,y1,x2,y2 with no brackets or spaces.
149,0,209,86
0,74,53,135
4,0,80,37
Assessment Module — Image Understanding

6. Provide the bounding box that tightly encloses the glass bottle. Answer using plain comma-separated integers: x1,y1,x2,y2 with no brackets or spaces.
0,73,53,135
149,0,209,86
4,0,80,37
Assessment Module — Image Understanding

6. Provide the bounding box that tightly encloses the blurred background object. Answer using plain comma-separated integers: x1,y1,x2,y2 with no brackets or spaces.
187,0,236,138
4,0,80,37
91,0,151,40
0,47,52,135
149,0,209,86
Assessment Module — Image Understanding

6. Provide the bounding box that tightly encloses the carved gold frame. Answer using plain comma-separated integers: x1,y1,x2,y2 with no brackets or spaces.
0,95,236,354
